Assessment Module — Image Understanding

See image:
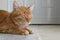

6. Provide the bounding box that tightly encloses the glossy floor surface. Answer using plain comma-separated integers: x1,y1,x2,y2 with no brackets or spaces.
30,25,60,40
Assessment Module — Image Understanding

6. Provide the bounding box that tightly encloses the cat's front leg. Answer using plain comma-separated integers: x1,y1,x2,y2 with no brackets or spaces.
24,26,33,34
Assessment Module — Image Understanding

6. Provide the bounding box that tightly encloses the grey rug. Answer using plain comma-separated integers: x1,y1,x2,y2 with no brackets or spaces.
0,33,41,40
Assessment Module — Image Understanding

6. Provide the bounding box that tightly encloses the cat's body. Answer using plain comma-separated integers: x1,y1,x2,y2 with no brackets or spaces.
0,1,33,35
0,10,10,33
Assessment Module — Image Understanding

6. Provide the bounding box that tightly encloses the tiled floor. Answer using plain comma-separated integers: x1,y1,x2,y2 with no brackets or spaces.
30,25,60,40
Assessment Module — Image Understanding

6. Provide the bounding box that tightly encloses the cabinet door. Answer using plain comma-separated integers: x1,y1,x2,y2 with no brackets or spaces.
0,0,8,10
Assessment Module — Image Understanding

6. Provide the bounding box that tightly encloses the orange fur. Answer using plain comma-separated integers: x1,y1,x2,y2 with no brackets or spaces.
0,6,33,35
0,0,33,35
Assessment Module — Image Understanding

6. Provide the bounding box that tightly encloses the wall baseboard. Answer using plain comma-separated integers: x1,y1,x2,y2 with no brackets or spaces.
30,24,60,25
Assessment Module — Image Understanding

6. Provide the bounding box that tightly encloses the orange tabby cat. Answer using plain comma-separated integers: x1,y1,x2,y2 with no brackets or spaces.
0,0,34,35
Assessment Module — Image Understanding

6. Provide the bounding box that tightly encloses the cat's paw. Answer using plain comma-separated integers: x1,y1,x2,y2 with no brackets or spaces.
20,30,29,35
28,29,33,34
24,27,33,34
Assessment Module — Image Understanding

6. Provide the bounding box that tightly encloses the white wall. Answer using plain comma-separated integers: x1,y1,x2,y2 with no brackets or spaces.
0,0,8,10
49,0,60,24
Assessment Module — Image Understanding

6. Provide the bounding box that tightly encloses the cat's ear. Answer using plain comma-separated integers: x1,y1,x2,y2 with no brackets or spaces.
13,0,19,10
28,5,34,11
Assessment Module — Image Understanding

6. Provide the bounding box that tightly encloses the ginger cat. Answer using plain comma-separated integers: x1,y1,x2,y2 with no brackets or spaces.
0,0,34,35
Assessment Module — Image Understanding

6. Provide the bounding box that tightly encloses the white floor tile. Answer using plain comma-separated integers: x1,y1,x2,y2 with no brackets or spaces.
29,25,60,40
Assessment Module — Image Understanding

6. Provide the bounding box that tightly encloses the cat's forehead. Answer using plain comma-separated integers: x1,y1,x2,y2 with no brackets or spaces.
19,6,27,8
18,6,29,10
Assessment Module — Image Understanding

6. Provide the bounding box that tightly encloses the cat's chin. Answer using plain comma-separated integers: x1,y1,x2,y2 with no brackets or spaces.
28,22,31,24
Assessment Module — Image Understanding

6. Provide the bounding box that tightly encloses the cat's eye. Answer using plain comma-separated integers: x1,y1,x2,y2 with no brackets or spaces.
22,11,28,18
14,14,18,17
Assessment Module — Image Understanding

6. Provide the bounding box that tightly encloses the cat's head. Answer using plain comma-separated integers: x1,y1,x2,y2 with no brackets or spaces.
10,0,34,24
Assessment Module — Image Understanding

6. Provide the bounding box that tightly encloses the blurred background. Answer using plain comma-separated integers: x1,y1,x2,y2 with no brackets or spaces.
0,0,60,40
0,0,60,24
